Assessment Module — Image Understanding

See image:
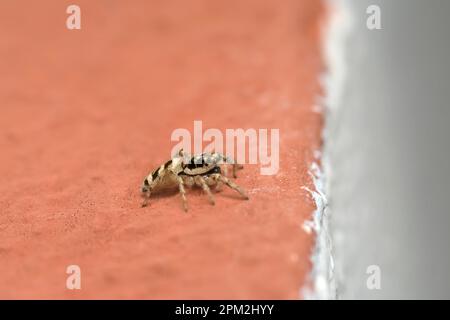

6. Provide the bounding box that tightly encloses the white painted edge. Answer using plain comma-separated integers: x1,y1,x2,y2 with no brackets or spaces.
301,160,336,299
300,0,354,300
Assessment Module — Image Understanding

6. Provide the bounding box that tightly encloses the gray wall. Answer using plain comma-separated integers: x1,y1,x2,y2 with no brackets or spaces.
327,0,450,299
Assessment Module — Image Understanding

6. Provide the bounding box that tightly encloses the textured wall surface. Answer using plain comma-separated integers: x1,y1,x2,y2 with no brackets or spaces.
0,0,325,298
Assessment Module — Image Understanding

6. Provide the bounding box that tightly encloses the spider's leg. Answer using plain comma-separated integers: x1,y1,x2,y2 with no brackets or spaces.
183,176,195,188
212,174,249,199
232,163,238,178
195,176,215,205
215,181,223,191
205,175,222,191
223,155,243,178
141,191,151,207
223,163,229,177
176,176,188,212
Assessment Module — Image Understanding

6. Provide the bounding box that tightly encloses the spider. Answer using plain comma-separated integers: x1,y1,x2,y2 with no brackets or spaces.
141,149,249,211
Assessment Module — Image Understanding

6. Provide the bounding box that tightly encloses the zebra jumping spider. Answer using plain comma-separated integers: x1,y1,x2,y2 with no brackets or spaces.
141,149,249,211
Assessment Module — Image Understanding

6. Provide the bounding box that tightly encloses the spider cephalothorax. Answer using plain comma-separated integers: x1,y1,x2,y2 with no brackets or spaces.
141,149,248,211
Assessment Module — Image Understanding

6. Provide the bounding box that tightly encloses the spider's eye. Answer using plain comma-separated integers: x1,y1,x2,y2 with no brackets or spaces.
144,179,150,186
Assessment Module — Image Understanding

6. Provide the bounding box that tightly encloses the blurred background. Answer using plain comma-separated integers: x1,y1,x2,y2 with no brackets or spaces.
327,0,450,299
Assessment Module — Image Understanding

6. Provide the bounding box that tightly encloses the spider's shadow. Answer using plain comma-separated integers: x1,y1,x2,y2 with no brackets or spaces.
147,188,179,199
214,189,245,200
148,186,243,200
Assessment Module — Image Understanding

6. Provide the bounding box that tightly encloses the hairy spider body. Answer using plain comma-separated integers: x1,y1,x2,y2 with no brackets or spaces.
141,150,248,211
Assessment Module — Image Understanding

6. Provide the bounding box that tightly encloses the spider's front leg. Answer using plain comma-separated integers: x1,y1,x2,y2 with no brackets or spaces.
211,173,249,200
195,175,215,205
176,175,188,212
141,190,151,207
219,154,243,178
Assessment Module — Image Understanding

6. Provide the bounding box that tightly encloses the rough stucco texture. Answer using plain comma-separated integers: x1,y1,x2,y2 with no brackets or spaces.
0,0,324,298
